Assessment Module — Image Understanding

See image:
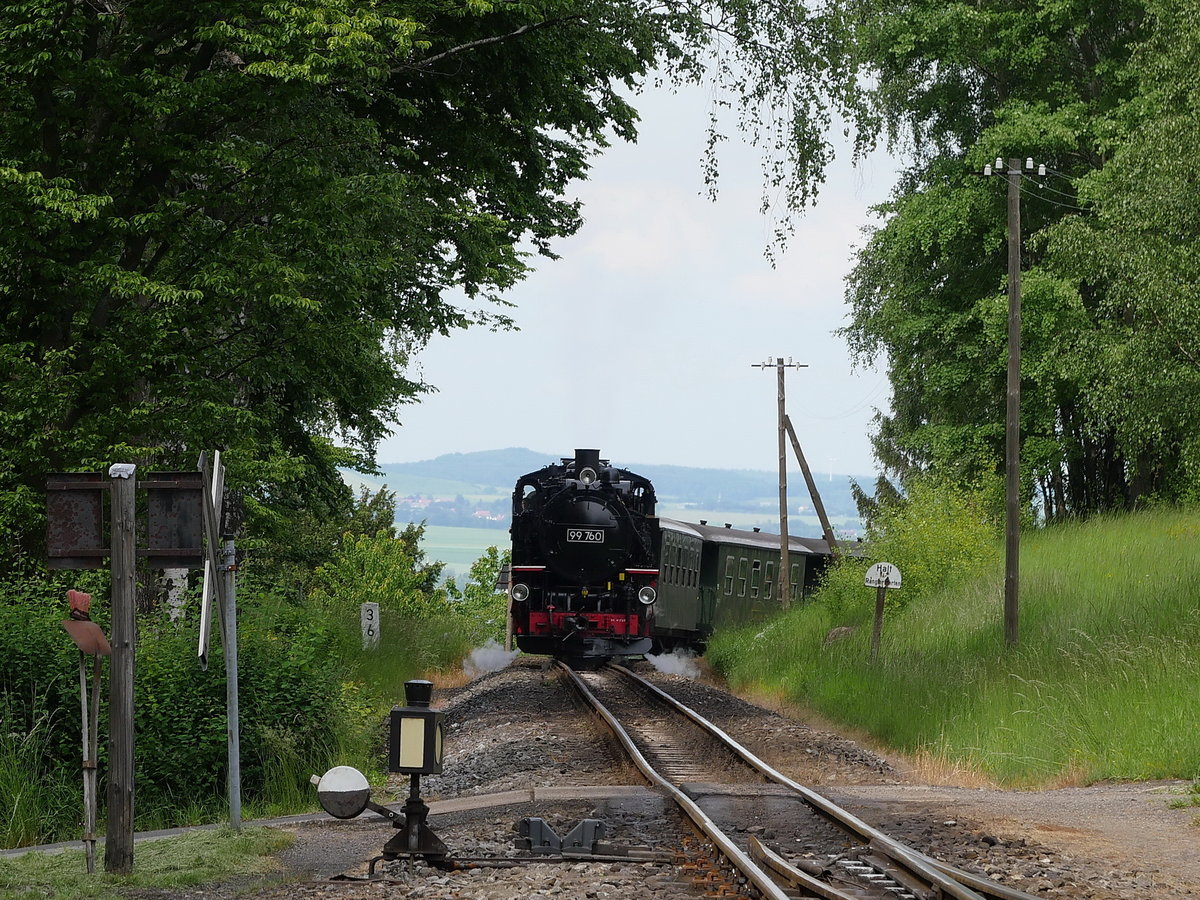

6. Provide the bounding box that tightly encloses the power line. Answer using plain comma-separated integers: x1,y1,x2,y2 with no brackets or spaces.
1020,185,1094,213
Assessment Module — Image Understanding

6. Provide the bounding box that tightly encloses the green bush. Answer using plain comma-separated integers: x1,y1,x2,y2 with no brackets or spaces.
0,511,505,847
0,571,112,846
818,476,1000,625
445,546,510,645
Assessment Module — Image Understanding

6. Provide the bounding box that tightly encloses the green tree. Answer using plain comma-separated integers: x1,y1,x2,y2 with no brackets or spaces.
446,545,510,639
308,522,447,620
0,0,865,554
837,0,1158,518
1045,0,1200,503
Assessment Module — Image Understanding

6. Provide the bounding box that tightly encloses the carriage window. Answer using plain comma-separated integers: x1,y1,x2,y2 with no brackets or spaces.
790,563,800,594
764,561,775,600
737,557,749,597
724,556,735,595
750,560,762,598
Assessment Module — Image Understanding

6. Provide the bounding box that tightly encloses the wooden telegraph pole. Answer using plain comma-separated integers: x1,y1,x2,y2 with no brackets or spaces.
984,156,1044,648
1004,158,1022,650
753,358,807,609
105,463,136,874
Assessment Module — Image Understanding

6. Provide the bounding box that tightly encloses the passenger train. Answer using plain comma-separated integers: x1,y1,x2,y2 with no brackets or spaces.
507,449,838,661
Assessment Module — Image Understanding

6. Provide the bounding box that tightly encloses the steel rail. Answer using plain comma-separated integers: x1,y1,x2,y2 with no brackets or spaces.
554,662,796,900
610,663,1040,900
747,835,860,900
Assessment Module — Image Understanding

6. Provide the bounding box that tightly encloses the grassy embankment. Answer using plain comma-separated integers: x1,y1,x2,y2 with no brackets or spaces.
708,506,1200,786
0,827,291,900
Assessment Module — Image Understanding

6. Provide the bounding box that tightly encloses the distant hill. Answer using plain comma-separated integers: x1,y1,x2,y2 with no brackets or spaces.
373,447,554,490
347,448,872,534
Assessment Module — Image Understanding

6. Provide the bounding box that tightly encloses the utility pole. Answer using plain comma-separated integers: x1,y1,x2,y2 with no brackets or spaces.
752,357,807,609
983,156,1044,649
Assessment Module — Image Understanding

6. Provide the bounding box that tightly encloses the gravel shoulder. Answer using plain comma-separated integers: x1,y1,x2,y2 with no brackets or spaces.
829,781,1200,894
114,658,1200,899
616,661,1200,897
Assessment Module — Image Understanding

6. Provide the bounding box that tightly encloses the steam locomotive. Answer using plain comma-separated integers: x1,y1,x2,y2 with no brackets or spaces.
508,449,837,661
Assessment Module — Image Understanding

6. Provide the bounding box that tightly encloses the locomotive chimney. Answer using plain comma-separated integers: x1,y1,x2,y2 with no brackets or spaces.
575,449,601,474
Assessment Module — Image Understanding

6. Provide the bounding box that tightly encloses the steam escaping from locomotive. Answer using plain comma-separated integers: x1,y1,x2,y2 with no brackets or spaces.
463,639,519,679
646,650,701,679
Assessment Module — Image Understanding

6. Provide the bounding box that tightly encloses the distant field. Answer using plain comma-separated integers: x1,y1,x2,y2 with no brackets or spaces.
345,469,507,502
417,525,506,581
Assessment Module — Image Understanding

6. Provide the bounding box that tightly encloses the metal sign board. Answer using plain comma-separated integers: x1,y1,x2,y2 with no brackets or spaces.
864,562,902,589
144,472,204,568
46,473,108,569
197,452,226,669
61,619,112,656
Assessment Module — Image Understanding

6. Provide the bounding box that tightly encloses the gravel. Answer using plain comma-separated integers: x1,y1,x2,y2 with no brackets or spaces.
144,657,1200,899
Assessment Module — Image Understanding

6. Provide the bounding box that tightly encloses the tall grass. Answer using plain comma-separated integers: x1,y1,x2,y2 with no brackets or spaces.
276,608,498,801
0,702,76,848
709,507,1200,785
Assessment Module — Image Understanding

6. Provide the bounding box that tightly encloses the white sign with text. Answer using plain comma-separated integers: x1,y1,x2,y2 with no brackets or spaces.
864,562,902,589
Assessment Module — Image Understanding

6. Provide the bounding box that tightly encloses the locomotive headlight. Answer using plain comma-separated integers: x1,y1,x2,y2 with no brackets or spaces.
579,466,598,485
637,586,657,605
510,583,531,602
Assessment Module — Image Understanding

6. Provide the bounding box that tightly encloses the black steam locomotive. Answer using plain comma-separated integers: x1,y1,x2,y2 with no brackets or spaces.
509,449,839,662
509,450,661,659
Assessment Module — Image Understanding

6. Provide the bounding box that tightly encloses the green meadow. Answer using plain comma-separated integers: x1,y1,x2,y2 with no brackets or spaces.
709,506,1200,786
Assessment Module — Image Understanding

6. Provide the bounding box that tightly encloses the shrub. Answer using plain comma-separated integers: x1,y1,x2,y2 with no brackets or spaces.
819,476,1000,625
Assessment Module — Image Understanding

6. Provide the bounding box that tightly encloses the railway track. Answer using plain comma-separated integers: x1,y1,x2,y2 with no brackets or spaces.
559,661,1041,900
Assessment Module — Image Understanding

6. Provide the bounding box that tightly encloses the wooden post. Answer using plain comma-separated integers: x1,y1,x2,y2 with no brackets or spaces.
783,415,840,553
870,584,886,662
76,655,96,873
1004,159,1022,648
105,463,136,875
864,563,900,663
753,357,810,609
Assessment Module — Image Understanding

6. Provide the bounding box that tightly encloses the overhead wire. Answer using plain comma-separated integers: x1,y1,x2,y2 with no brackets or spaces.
1020,183,1094,213
803,377,890,420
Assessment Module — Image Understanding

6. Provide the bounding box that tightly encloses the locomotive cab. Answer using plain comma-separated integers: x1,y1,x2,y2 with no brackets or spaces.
509,449,660,660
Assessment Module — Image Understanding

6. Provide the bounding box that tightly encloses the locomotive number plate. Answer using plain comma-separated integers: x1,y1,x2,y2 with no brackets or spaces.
566,528,605,543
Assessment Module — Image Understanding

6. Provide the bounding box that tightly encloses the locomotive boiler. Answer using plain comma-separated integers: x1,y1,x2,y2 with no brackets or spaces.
508,449,661,660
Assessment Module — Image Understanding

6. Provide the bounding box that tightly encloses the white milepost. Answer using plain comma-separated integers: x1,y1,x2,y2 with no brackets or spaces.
361,602,380,649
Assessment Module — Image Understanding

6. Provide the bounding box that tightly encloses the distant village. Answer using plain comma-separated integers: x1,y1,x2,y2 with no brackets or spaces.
395,495,509,529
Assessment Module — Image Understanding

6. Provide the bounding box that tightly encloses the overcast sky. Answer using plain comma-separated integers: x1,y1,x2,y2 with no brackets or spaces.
375,82,896,478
